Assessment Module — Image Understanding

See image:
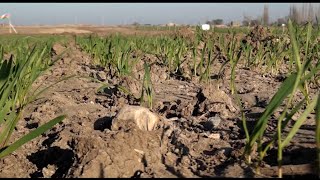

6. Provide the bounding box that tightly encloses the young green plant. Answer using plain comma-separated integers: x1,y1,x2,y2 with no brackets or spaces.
0,43,66,158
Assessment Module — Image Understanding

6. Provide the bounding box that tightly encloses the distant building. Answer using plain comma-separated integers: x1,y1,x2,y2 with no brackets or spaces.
166,22,178,27
214,24,228,28
231,21,241,27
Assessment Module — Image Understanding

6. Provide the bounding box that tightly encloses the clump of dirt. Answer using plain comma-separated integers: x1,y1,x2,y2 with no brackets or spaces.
176,27,195,41
241,25,275,51
246,25,272,42
111,105,160,131
66,128,166,178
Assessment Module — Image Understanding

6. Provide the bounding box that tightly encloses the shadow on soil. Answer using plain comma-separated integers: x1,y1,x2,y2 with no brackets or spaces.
27,146,75,178
93,116,115,131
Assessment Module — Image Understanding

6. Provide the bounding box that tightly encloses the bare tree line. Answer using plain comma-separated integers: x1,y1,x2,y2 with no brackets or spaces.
242,3,320,27
289,3,320,24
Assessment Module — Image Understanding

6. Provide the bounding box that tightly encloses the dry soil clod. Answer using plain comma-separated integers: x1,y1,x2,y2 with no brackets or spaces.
111,105,160,131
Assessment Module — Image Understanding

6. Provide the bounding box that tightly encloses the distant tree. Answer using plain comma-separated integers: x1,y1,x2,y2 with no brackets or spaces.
302,3,307,23
132,22,140,26
269,21,278,26
263,4,269,26
289,4,301,24
212,19,224,25
317,4,320,23
205,20,211,25
250,19,262,26
308,3,314,22
287,4,319,25
277,18,287,26
242,14,252,26
242,20,250,26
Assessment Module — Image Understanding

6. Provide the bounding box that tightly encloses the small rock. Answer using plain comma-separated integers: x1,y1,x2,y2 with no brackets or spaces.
96,71,107,81
238,94,256,108
140,172,152,178
134,149,145,155
82,66,90,72
51,43,65,55
201,114,221,131
174,148,180,154
159,72,167,81
42,165,57,178
181,156,191,165
208,133,220,139
208,114,221,128
264,164,271,168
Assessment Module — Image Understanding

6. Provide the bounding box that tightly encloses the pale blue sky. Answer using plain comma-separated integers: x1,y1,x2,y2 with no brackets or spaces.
0,3,318,25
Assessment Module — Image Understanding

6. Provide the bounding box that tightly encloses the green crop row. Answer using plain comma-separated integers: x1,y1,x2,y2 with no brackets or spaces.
0,35,67,159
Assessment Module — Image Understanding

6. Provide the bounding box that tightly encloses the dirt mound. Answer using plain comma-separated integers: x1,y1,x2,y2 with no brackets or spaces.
177,27,195,41
247,25,270,42
241,25,275,49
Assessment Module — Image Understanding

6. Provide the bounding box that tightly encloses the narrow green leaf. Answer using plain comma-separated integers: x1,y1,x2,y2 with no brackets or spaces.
246,73,297,150
0,115,65,159
282,94,318,147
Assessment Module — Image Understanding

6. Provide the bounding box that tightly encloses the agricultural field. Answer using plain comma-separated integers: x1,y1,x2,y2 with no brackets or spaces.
0,22,319,178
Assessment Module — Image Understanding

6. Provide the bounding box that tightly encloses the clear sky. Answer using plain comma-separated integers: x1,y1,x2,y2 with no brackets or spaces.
0,3,318,26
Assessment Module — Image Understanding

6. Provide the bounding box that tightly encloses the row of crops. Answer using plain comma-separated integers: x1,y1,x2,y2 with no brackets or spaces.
0,35,68,160
75,21,319,177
